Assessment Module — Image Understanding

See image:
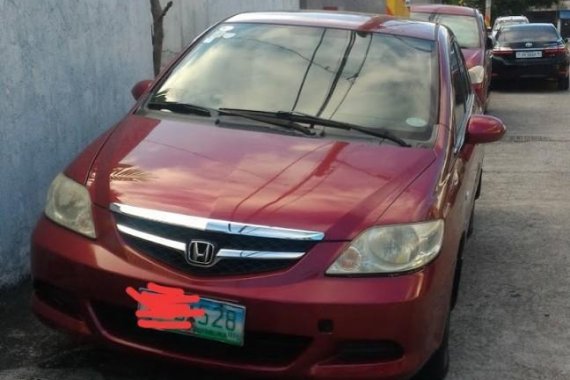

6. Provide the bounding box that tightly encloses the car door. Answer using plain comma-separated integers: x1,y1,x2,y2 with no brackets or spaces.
477,11,492,105
447,39,482,239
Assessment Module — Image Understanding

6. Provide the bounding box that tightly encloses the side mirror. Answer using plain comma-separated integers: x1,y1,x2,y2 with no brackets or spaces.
468,66,485,85
131,80,153,101
466,115,506,144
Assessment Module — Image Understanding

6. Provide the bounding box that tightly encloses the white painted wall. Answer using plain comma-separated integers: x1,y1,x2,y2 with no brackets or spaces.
160,0,300,64
0,0,154,287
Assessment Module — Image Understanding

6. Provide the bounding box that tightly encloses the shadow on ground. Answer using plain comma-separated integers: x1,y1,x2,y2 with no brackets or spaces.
490,77,561,93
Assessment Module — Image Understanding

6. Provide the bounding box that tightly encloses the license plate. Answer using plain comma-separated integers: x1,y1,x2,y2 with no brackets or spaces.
190,297,246,346
137,289,246,346
516,51,542,59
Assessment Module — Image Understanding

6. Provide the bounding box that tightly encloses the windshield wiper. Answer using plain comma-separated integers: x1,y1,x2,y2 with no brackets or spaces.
275,111,411,147
147,103,316,136
147,101,213,117
218,108,317,136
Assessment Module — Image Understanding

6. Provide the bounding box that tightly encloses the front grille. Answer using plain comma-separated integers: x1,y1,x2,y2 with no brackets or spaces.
123,235,296,276
115,213,315,252
92,301,312,366
113,212,318,277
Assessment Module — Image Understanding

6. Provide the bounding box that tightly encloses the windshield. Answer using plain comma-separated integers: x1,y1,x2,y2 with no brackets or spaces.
498,25,560,43
150,23,439,141
411,12,480,49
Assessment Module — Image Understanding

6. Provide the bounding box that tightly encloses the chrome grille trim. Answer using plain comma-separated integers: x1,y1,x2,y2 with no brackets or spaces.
117,224,185,252
117,224,306,260
216,249,305,260
110,203,324,241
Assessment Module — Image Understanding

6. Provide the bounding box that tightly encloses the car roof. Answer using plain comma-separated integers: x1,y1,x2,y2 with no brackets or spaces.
502,23,556,30
226,11,439,40
410,4,476,17
495,15,528,21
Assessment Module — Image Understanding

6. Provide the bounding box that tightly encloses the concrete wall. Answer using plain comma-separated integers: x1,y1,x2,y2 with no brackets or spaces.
0,0,154,287
160,0,300,64
302,0,439,13
159,0,441,64
303,0,386,13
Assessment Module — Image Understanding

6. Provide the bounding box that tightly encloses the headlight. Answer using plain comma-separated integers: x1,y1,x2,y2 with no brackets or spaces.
45,173,96,238
468,65,485,85
326,220,444,275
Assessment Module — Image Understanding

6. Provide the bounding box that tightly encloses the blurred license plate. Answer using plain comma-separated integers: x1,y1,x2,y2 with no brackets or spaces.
516,51,542,58
138,290,246,346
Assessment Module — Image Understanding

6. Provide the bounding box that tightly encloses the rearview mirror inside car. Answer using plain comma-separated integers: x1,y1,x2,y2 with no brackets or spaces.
131,80,153,101
466,115,506,144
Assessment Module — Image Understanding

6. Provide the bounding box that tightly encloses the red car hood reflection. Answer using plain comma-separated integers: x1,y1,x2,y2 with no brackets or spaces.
90,115,436,240
462,48,483,69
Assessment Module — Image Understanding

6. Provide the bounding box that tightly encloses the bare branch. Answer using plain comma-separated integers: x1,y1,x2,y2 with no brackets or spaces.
159,1,173,22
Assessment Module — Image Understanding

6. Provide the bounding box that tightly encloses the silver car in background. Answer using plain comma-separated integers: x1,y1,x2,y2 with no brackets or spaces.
492,15,529,41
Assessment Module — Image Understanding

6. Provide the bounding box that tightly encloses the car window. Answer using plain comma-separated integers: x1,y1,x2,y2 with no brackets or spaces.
450,40,471,149
411,12,481,49
498,25,560,43
493,20,527,31
151,23,439,141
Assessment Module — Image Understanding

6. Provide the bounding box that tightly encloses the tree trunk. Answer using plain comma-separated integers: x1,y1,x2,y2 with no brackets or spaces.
150,0,173,76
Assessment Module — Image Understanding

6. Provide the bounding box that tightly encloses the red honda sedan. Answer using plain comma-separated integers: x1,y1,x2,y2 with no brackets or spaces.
31,12,505,380
411,5,493,111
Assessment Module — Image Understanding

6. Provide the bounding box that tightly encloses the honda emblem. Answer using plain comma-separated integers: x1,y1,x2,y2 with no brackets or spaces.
185,240,217,266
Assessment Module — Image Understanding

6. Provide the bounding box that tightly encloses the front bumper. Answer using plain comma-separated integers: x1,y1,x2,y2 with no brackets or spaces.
31,209,452,380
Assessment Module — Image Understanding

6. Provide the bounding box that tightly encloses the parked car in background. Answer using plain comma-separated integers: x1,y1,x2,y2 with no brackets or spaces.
492,23,570,90
491,15,529,41
31,11,505,380
411,5,493,111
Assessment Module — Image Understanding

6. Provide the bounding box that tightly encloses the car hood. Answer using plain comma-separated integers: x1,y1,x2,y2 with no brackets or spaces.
89,114,436,240
461,47,484,69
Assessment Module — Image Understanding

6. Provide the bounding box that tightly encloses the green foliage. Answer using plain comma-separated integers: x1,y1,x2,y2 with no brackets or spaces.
442,0,559,21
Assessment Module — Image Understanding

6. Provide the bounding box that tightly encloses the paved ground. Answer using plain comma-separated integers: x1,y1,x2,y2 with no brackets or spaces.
1,79,569,379
447,79,570,380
